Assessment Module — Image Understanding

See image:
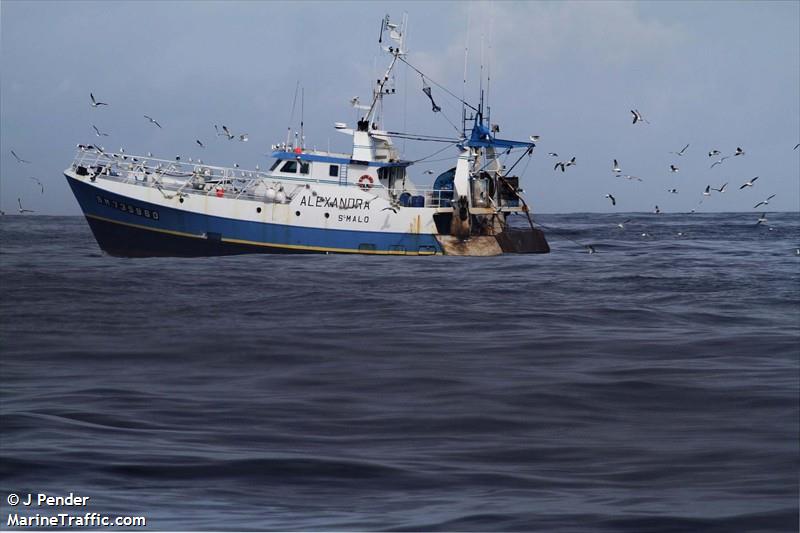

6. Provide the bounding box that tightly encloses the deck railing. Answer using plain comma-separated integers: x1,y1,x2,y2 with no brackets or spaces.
71,148,454,208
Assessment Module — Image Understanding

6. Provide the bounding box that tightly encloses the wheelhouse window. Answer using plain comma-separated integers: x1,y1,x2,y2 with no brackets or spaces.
329,164,339,177
270,160,282,171
300,162,310,174
281,160,298,173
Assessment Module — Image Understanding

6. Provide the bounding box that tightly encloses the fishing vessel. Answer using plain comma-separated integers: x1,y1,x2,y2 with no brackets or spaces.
65,15,548,257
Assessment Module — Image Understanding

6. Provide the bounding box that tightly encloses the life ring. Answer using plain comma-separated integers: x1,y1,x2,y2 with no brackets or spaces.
358,174,374,191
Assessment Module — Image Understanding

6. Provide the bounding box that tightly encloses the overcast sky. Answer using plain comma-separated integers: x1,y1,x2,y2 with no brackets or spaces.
1,0,798,215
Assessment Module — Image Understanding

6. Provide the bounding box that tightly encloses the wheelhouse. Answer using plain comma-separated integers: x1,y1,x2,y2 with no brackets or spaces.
268,149,412,190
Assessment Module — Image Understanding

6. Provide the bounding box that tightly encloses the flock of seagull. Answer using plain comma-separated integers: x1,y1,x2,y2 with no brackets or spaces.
7,149,40,214
543,108,798,248
89,93,250,146
5,95,799,242
7,92,256,215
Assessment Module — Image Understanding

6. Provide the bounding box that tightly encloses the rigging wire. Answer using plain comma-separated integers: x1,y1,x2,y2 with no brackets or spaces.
398,56,478,112
384,131,461,142
412,155,455,164
519,147,533,177
502,149,594,252
438,107,465,136
525,215,594,253
418,72,462,136
410,140,461,163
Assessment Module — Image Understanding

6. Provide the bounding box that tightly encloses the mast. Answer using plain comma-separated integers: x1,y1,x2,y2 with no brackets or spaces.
462,9,470,137
363,13,406,129
300,87,305,149
286,81,300,148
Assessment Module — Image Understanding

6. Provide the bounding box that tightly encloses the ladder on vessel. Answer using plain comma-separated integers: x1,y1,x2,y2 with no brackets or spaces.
339,164,348,186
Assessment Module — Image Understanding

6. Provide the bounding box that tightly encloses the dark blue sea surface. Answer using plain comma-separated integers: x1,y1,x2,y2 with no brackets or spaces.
1,213,798,532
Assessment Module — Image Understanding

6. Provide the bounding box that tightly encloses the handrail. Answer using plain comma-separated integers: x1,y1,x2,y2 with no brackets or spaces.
70,148,456,207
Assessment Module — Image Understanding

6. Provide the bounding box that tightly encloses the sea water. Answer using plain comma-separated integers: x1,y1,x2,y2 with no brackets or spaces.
1,213,798,531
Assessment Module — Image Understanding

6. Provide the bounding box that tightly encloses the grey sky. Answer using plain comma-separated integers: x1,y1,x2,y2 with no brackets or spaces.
1,0,798,214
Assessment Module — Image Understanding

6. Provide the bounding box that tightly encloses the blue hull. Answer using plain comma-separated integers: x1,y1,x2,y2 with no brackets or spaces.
66,176,442,257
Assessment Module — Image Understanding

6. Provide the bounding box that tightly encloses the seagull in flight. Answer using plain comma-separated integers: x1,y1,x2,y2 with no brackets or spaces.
669,164,679,173
631,109,649,124
734,146,745,156
554,156,576,172
654,205,661,214
196,139,205,148
708,149,721,157
612,159,621,174
585,245,596,254
753,194,775,209
710,156,730,168
90,93,108,107
616,218,631,229
215,125,235,140
28,177,44,194
667,188,678,194
703,185,711,197
670,143,690,156
144,115,162,128
547,152,558,158
422,169,435,175
756,213,768,225
711,182,728,193
620,174,643,182
10,150,31,164
739,176,759,189
238,133,249,142
794,143,799,150
605,194,616,206
17,198,34,213
92,124,109,137
529,135,540,142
